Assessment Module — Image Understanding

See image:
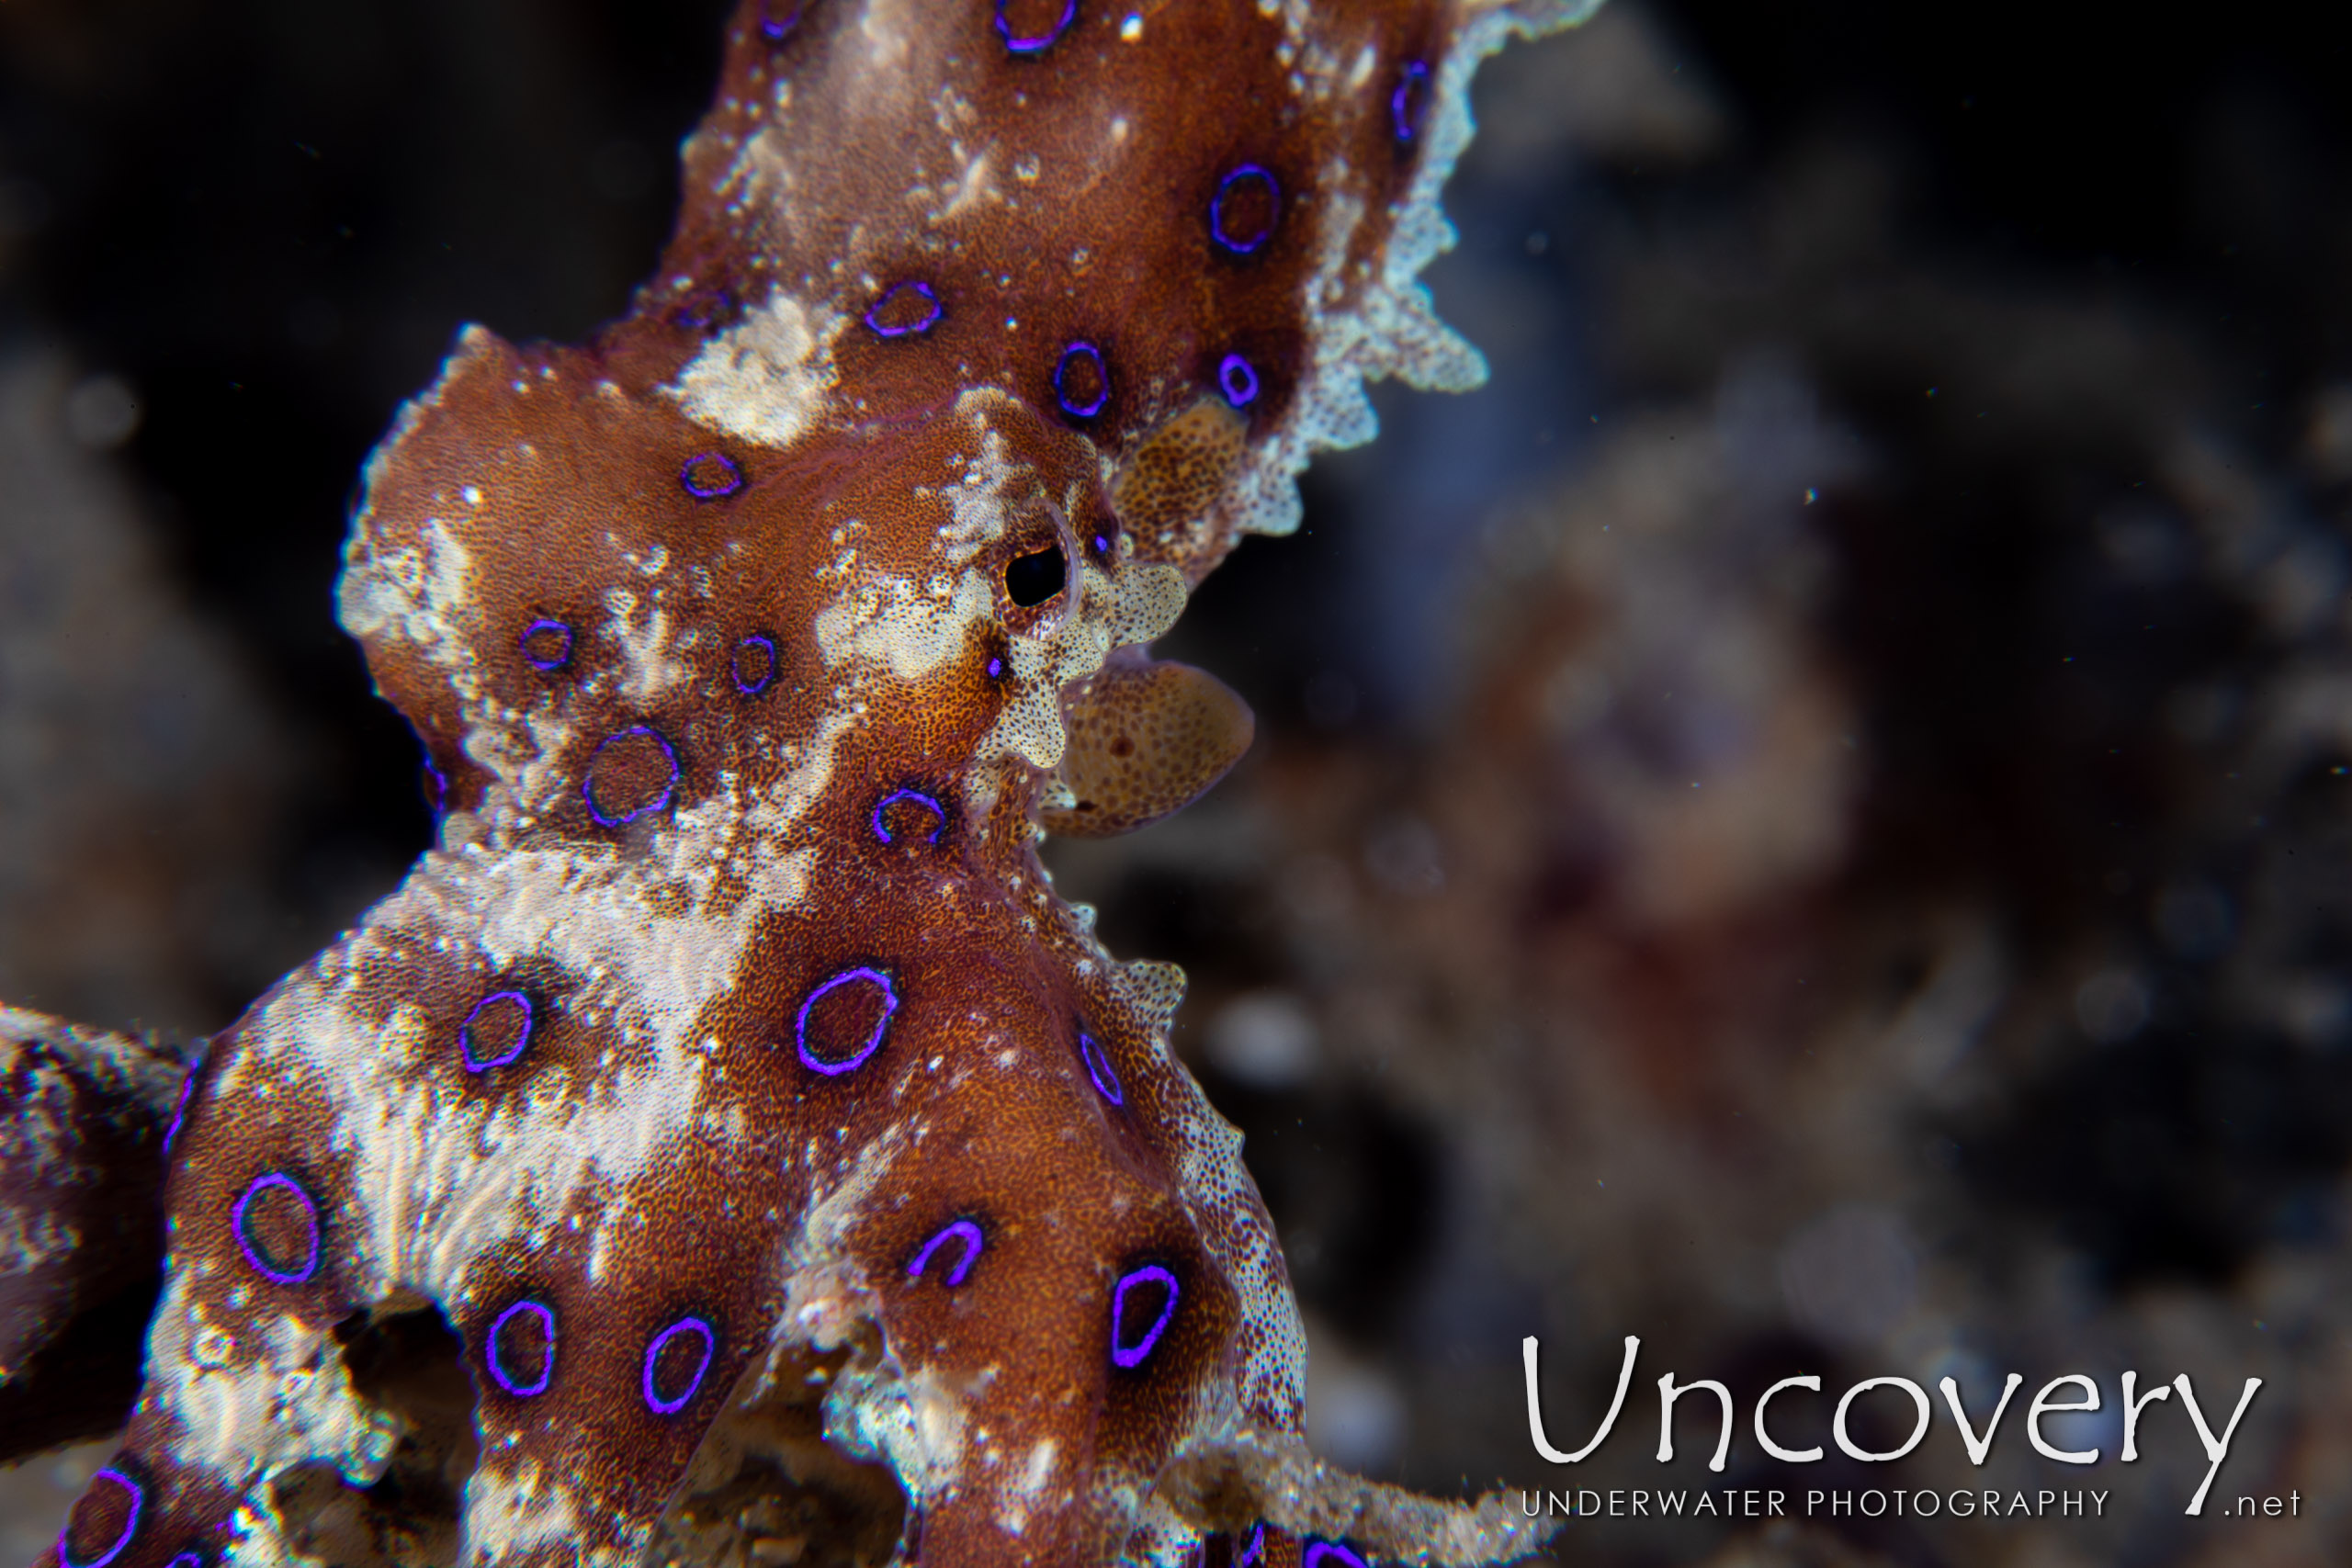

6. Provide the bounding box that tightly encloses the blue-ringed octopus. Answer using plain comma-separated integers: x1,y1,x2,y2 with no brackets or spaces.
5,2,1600,1564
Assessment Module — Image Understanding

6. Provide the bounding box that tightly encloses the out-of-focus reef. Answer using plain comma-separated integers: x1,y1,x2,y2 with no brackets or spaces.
0,353,300,1035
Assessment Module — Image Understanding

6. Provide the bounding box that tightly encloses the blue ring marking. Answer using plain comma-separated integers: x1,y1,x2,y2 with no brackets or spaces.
459,989,535,1074
1109,1264,1180,1368
1080,1032,1124,1105
795,967,900,1076
1054,340,1110,418
865,280,942,337
674,286,738,333
759,0,807,39
1218,354,1260,408
232,1172,322,1286
679,451,744,500
641,1315,716,1416
165,1554,203,1568
731,633,778,695
907,1219,985,1286
994,0,1077,53
1237,1526,1267,1568
872,787,947,845
986,654,1005,680
422,754,449,817
1210,164,1281,254
583,726,681,828
1392,61,1432,142
1304,1545,1369,1568
486,1299,557,1397
520,617,573,671
57,1468,142,1568
163,1066,198,1155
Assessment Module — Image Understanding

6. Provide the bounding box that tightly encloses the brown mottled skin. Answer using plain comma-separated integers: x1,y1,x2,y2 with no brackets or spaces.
15,2,1598,1566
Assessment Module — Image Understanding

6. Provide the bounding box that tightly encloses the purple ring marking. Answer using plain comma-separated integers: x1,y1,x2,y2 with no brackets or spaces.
459,989,535,1074
1210,164,1281,254
872,787,947,845
994,0,1077,53
641,1315,716,1416
795,966,899,1076
731,633,778,695
422,755,448,817
1054,340,1109,418
907,1219,985,1286
1391,60,1432,142
165,1554,202,1568
163,1066,198,1155
232,1172,322,1286
1304,1545,1369,1568
1092,531,1111,555
865,280,942,338
583,725,681,828
1109,1264,1179,1368
674,286,738,333
986,655,1004,680
1237,1526,1266,1568
57,1469,141,1568
520,617,573,671
1218,354,1260,408
1080,1032,1124,1106
486,1299,557,1397
679,451,744,500
759,0,807,39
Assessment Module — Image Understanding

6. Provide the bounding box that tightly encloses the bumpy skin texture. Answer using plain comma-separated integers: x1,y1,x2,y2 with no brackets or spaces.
28,2,1597,1566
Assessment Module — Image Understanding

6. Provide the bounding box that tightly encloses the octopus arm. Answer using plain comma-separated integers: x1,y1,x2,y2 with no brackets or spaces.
0,1008,197,1461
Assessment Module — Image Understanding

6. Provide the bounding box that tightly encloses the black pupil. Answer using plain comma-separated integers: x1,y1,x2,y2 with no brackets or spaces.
1005,546,1066,607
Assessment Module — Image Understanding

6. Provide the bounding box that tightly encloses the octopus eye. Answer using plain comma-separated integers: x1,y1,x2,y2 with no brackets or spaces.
1005,544,1066,607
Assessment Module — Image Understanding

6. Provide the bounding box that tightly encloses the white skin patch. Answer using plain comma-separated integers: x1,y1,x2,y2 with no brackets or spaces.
340,514,481,686
668,289,846,450
461,1457,586,1568
152,1284,398,1507
816,566,997,682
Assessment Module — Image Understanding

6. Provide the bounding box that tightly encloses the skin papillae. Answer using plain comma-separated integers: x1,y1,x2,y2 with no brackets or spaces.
11,2,1599,1565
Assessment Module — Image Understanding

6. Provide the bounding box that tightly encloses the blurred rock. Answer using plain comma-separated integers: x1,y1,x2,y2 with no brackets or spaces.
0,348,296,1035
